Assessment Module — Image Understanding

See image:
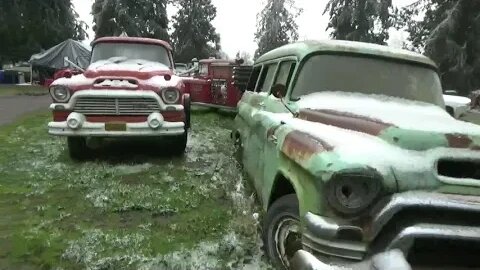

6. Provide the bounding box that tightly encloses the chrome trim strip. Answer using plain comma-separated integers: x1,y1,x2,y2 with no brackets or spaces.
369,191,480,240
305,212,363,240
291,249,411,270
303,232,366,260
387,223,480,253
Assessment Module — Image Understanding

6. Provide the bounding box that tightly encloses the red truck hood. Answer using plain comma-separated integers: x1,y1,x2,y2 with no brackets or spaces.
51,59,183,91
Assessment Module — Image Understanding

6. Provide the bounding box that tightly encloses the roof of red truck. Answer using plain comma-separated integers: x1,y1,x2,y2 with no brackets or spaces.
92,37,173,51
199,59,236,64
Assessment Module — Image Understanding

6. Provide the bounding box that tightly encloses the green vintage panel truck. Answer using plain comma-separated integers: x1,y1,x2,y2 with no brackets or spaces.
233,40,480,269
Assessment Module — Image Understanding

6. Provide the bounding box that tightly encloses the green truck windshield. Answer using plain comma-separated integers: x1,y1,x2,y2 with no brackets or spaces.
292,54,445,106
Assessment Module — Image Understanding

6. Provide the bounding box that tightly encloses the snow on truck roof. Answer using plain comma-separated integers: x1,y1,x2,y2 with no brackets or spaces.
199,59,237,65
92,37,173,51
256,40,437,69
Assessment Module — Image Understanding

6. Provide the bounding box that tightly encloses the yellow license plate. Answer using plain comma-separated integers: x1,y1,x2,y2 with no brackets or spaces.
105,122,127,131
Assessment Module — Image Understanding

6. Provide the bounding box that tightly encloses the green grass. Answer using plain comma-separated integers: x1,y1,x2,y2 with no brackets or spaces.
0,85,48,97
0,112,270,269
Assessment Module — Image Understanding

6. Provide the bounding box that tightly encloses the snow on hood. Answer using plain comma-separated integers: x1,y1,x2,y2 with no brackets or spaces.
264,111,480,175
297,92,480,135
93,79,138,89
52,72,182,89
52,74,95,87
89,57,171,72
443,94,471,107
52,57,182,88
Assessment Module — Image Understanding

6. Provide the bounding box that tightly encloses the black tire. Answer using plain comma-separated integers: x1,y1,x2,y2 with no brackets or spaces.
263,194,302,269
67,137,90,160
232,132,243,167
184,95,191,129
171,130,188,156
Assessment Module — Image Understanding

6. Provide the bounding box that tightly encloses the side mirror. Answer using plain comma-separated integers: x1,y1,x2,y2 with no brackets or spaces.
271,84,287,99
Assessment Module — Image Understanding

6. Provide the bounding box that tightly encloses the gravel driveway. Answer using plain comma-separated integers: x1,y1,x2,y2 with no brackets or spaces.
0,95,51,126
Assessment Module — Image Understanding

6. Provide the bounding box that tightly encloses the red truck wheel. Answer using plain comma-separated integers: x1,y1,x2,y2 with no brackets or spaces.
170,131,188,155
184,95,191,129
67,137,91,161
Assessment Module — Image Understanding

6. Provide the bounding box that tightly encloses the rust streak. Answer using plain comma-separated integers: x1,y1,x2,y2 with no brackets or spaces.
446,134,473,149
299,109,394,136
282,130,333,161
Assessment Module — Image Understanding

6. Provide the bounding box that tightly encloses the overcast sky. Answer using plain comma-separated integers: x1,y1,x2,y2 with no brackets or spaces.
72,0,416,58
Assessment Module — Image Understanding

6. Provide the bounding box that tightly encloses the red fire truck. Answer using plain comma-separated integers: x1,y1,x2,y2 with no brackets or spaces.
183,59,251,111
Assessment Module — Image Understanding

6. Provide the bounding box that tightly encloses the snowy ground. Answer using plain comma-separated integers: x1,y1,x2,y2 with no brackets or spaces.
0,111,272,269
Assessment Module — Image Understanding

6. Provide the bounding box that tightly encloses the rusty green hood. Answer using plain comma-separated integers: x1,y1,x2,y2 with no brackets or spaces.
239,92,480,193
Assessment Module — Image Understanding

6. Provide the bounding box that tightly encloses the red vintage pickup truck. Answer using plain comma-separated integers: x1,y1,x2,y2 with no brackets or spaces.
47,37,190,159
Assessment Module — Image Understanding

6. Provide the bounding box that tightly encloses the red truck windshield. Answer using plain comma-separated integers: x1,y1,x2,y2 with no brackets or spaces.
91,43,171,67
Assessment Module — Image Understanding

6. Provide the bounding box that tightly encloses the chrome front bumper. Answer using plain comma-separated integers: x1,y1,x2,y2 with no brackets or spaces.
298,191,480,267
291,249,412,270
48,112,185,137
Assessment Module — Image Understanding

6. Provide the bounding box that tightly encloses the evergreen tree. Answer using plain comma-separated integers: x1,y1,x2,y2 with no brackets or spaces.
398,0,480,95
254,0,301,58
0,0,86,63
324,0,395,45
92,0,169,40
171,0,220,63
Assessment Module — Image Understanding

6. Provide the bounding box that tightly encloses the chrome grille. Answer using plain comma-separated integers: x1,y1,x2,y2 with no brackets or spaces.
73,97,160,115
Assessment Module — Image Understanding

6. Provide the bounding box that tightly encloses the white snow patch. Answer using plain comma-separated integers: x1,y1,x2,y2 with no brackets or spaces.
94,79,138,89
114,163,153,175
52,74,95,87
145,74,183,89
443,94,471,107
297,92,480,135
52,59,182,89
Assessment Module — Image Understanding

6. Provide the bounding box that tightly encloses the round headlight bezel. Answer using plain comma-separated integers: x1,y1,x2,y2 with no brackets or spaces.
49,85,71,103
161,87,180,104
325,169,382,216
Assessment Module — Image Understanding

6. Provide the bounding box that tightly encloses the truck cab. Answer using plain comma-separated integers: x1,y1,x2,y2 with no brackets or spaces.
48,37,190,159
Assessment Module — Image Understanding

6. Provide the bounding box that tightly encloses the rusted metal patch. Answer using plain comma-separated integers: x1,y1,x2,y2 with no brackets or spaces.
282,130,333,161
298,109,394,136
446,134,473,149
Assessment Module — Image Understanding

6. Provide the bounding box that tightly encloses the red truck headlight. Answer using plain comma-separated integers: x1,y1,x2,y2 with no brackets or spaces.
161,87,180,104
49,85,71,103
